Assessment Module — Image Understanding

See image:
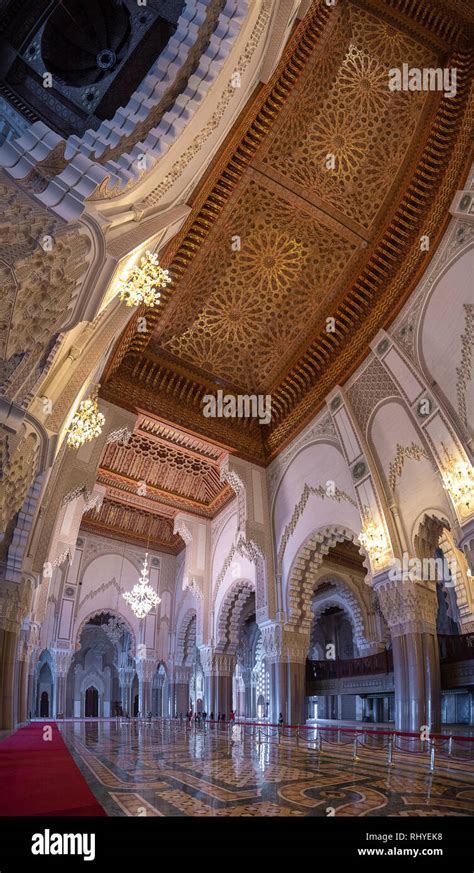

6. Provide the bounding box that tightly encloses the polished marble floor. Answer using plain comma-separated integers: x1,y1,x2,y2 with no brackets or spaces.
58,720,474,817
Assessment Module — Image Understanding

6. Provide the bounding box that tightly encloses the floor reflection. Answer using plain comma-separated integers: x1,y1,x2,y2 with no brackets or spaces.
59,720,474,817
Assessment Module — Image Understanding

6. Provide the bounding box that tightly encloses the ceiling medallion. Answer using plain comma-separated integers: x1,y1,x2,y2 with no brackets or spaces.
118,250,171,308
352,461,367,481
66,388,105,449
122,553,161,619
376,338,390,355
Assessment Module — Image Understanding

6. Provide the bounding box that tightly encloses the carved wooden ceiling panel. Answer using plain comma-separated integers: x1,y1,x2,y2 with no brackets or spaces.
156,174,359,391
83,416,233,552
259,5,434,232
102,0,473,465
81,499,184,554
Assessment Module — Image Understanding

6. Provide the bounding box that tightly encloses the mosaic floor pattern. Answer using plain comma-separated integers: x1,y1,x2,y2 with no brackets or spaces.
59,721,474,817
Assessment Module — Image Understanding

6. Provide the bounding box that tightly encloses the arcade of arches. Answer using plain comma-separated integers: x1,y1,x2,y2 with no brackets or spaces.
0,0,473,818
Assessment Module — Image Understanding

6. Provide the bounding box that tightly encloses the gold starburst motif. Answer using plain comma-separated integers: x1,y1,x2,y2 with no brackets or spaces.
309,108,367,178
361,18,428,68
201,286,267,346
239,229,305,293
166,331,240,382
338,49,390,117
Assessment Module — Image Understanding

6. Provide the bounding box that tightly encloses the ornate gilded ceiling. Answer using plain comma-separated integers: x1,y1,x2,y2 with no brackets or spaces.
81,415,233,552
102,0,473,466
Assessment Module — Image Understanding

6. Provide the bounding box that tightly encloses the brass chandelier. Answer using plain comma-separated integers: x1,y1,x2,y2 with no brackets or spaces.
118,250,171,307
440,443,473,516
66,388,105,449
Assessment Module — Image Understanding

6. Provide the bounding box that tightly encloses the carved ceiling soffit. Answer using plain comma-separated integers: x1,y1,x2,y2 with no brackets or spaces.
81,499,183,555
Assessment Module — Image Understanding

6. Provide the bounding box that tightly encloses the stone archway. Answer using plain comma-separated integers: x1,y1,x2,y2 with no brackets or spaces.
285,525,369,633
176,609,197,667
414,512,472,633
311,573,378,654
215,579,255,654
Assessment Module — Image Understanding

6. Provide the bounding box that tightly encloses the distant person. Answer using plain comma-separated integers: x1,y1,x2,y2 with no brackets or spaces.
278,713,284,726
229,710,235,722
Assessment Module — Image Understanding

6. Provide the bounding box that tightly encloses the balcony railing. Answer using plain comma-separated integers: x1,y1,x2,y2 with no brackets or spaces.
306,650,393,682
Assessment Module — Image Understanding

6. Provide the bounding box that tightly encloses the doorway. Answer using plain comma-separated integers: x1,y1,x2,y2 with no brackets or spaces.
85,686,99,717
40,691,49,717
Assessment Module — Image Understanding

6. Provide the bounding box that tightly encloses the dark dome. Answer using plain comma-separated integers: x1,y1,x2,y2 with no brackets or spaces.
41,0,131,87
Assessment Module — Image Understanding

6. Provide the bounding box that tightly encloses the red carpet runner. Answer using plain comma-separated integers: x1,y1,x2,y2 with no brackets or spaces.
0,723,106,816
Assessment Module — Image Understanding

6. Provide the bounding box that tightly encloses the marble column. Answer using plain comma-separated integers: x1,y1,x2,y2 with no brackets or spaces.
26,666,36,720
174,667,192,715
199,648,235,718
119,666,134,716
0,580,32,730
202,673,217,716
214,654,236,717
18,650,32,723
240,667,252,718
375,574,441,733
268,660,307,724
261,624,309,725
236,680,245,717
0,627,19,729
50,649,74,718
167,681,177,716
137,659,157,717
153,674,165,716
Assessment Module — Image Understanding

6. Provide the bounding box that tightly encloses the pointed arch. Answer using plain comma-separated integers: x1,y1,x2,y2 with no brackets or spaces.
285,525,369,632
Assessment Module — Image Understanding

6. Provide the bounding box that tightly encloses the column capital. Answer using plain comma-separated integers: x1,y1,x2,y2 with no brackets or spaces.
173,666,192,684
136,658,157,683
0,579,33,633
50,647,74,677
260,622,309,664
119,666,135,687
198,646,235,677
373,572,438,636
